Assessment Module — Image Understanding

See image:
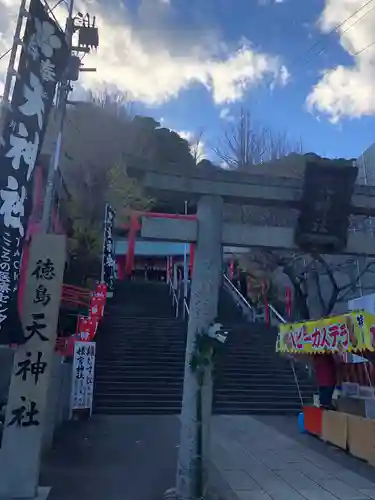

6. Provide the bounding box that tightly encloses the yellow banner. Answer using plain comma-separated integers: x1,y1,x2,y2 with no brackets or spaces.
276,310,375,354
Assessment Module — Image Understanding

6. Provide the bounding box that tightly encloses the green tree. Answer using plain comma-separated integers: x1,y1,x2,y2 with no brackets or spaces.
54,90,193,284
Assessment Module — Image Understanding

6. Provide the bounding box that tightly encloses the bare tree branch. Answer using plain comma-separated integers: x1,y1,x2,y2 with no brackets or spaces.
189,130,205,164
213,107,303,170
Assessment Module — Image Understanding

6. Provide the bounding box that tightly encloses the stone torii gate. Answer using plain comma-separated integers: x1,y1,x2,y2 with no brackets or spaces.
129,157,375,499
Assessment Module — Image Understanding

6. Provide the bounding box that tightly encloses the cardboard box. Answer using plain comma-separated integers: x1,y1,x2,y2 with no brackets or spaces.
358,386,375,399
338,397,365,417
337,397,375,418
322,410,347,449
342,382,360,398
347,415,375,462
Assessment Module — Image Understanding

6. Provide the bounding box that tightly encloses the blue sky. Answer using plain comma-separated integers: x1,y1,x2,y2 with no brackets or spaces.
2,0,375,162
131,0,375,160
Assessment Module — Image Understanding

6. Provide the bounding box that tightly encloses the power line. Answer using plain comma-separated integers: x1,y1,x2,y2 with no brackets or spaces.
265,0,375,86
44,0,64,32
52,0,68,10
353,39,375,56
304,1,375,61
340,2,375,38
0,0,68,64
0,48,11,62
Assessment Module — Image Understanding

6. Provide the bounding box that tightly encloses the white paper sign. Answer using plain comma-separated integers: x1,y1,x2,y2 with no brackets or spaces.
348,293,375,315
348,294,375,364
71,341,96,415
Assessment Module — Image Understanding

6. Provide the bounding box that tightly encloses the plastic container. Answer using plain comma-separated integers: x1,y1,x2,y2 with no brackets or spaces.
298,412,306,434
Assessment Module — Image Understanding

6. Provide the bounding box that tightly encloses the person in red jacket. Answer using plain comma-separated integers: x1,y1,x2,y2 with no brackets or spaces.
313,353,337,409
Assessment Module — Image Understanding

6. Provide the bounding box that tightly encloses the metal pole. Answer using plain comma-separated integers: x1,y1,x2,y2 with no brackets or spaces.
0,0,28,142
41,0,74,232
355,156,370,298
183,201,188,318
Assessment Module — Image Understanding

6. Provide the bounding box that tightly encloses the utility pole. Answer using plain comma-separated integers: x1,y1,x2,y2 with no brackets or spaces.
0,0,28,143
183,200,188,318
41,0,75,233
41,5,99,232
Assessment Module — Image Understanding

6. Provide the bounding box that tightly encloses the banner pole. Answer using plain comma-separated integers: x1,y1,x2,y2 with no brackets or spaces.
41,0,75,233
0,0,28,142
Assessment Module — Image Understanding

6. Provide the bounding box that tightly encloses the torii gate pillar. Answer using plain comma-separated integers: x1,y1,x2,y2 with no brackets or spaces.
176,194,223,499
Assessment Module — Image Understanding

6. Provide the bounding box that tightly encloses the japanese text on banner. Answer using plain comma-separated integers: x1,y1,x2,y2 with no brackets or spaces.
0,0,68,343
276,311,375,354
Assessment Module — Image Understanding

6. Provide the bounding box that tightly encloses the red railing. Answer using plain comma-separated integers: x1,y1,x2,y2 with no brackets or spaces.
56,283,107,356
61,284,91,309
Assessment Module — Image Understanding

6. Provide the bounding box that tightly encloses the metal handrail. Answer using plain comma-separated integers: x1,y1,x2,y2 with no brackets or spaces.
172,274,288,325
268,303,287,324
223,274,254,311
223,274,287,325
169,280,179,318
223,274,303,405
183,297,190,317
168,273,303,405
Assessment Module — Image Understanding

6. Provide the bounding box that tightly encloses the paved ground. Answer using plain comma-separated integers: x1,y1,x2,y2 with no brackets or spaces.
40,414,375,500
211,415,375,500
40,415,180,500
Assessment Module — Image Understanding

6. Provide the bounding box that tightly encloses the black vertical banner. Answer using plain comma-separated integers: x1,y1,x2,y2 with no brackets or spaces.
102,204,116,295
0,0,69,344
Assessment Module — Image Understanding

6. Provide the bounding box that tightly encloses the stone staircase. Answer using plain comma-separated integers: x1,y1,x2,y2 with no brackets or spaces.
93,281,314,415
213,287,315,414
93,281,186,415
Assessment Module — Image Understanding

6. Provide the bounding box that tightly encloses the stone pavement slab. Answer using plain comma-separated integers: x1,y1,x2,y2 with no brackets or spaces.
211,416,375,500
40,415,179,500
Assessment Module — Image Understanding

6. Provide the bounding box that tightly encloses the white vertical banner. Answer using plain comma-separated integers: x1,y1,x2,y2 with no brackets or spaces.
70,341,96,417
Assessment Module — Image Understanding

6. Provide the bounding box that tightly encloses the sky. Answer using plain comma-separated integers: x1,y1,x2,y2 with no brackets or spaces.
1,0,375,162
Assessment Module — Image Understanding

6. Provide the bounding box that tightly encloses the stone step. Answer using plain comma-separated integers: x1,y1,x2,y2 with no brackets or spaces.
92,406,180,415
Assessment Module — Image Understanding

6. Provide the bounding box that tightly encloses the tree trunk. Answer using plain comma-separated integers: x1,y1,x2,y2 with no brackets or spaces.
175,195,223,500
294,287,310,320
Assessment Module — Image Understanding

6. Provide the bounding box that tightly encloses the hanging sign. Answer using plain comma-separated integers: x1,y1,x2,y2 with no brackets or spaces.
295,160,357,253
276,310,375,354
89,295,104,321
77,315,97,341
101,204,116,298
0,0,69,344
94,282,107,301
70,341,96,416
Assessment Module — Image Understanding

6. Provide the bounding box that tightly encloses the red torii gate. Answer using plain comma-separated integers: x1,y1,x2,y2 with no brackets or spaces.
125,211,196,277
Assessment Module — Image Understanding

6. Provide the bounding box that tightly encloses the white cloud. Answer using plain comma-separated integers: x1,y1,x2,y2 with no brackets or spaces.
177,130,206,160
219,107,235,122
258,0,286,5
307,0,375,122
0,0,289,107
0,0,19,97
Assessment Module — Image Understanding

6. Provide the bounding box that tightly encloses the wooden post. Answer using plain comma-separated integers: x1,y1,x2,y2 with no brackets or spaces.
0,234,66,499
